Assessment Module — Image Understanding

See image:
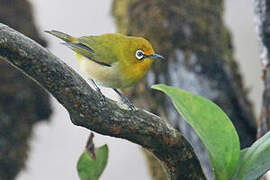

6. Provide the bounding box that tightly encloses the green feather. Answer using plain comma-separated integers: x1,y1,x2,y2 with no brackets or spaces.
46,30,121,66
78,34,121,66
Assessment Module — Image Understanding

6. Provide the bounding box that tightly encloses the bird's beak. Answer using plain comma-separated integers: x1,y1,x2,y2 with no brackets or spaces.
148,54,165,60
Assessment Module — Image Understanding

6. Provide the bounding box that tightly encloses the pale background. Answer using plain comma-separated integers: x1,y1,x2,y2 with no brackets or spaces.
17,0,262,179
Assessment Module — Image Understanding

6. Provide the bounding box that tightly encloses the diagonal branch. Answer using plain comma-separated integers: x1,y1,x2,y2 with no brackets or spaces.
0,23,205,180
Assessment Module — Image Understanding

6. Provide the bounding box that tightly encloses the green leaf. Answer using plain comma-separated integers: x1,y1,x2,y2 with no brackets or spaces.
77,144,109,180
152,84,240,180
233,131,270,180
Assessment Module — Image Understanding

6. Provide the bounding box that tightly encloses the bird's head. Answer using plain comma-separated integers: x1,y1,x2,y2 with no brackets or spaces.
123,36,165,65
114,34,165,87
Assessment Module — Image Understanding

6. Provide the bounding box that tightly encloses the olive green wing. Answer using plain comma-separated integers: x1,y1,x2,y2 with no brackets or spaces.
63,35,118,67
45,30,117,67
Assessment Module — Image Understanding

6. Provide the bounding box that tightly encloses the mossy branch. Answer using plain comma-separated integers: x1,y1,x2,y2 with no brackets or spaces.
0,23,205,180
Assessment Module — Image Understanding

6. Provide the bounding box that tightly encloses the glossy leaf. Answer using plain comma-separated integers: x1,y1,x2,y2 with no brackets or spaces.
77,144,108,180
152,84,240,180
233,131,270,180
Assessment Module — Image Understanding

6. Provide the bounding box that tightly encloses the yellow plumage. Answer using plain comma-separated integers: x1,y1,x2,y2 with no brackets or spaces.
45,30,164,109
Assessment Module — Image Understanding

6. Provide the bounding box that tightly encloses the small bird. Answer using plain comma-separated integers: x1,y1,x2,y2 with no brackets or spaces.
45,30,165,110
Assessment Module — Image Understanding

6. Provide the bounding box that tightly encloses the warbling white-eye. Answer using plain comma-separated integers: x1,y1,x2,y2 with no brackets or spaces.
45,30,165,110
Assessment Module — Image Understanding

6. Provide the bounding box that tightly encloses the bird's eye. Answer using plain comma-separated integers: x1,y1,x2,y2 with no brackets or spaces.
135,50,144,60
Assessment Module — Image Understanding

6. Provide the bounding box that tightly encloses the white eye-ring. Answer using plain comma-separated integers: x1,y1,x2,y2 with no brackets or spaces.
135,50,145,60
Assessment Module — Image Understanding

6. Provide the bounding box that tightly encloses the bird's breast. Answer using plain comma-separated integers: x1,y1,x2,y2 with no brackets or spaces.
77,56,120,88
77,56,152,89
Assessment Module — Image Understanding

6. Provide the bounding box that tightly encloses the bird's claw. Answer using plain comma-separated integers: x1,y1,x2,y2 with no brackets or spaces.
100,94,106,105
96,90,106,105
88,79,106,105
128,104,136,111
121,96,136,111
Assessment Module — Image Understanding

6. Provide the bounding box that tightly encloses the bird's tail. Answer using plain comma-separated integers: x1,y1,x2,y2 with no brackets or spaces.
45,30,78,42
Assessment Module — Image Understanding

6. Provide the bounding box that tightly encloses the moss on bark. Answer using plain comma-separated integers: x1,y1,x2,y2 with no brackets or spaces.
112,0,257,179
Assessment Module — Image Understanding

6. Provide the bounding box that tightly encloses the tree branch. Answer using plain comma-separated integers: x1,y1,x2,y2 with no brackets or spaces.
0,23,205,179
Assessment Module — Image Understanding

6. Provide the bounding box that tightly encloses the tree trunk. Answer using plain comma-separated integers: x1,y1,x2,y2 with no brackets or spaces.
0,1,51,180
254,0,270,137
253,1,270,179
112,0,257,179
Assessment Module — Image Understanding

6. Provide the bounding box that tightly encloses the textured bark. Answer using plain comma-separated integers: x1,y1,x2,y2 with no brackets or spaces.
0,24,205,180
112,0,257,179
249,3,270,180
254,0,270,138
0,1,51,180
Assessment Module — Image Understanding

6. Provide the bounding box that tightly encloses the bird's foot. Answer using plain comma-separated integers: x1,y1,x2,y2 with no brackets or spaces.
89,78,106,105
113,88,136,111
96,89,106,105
120,96,136,111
